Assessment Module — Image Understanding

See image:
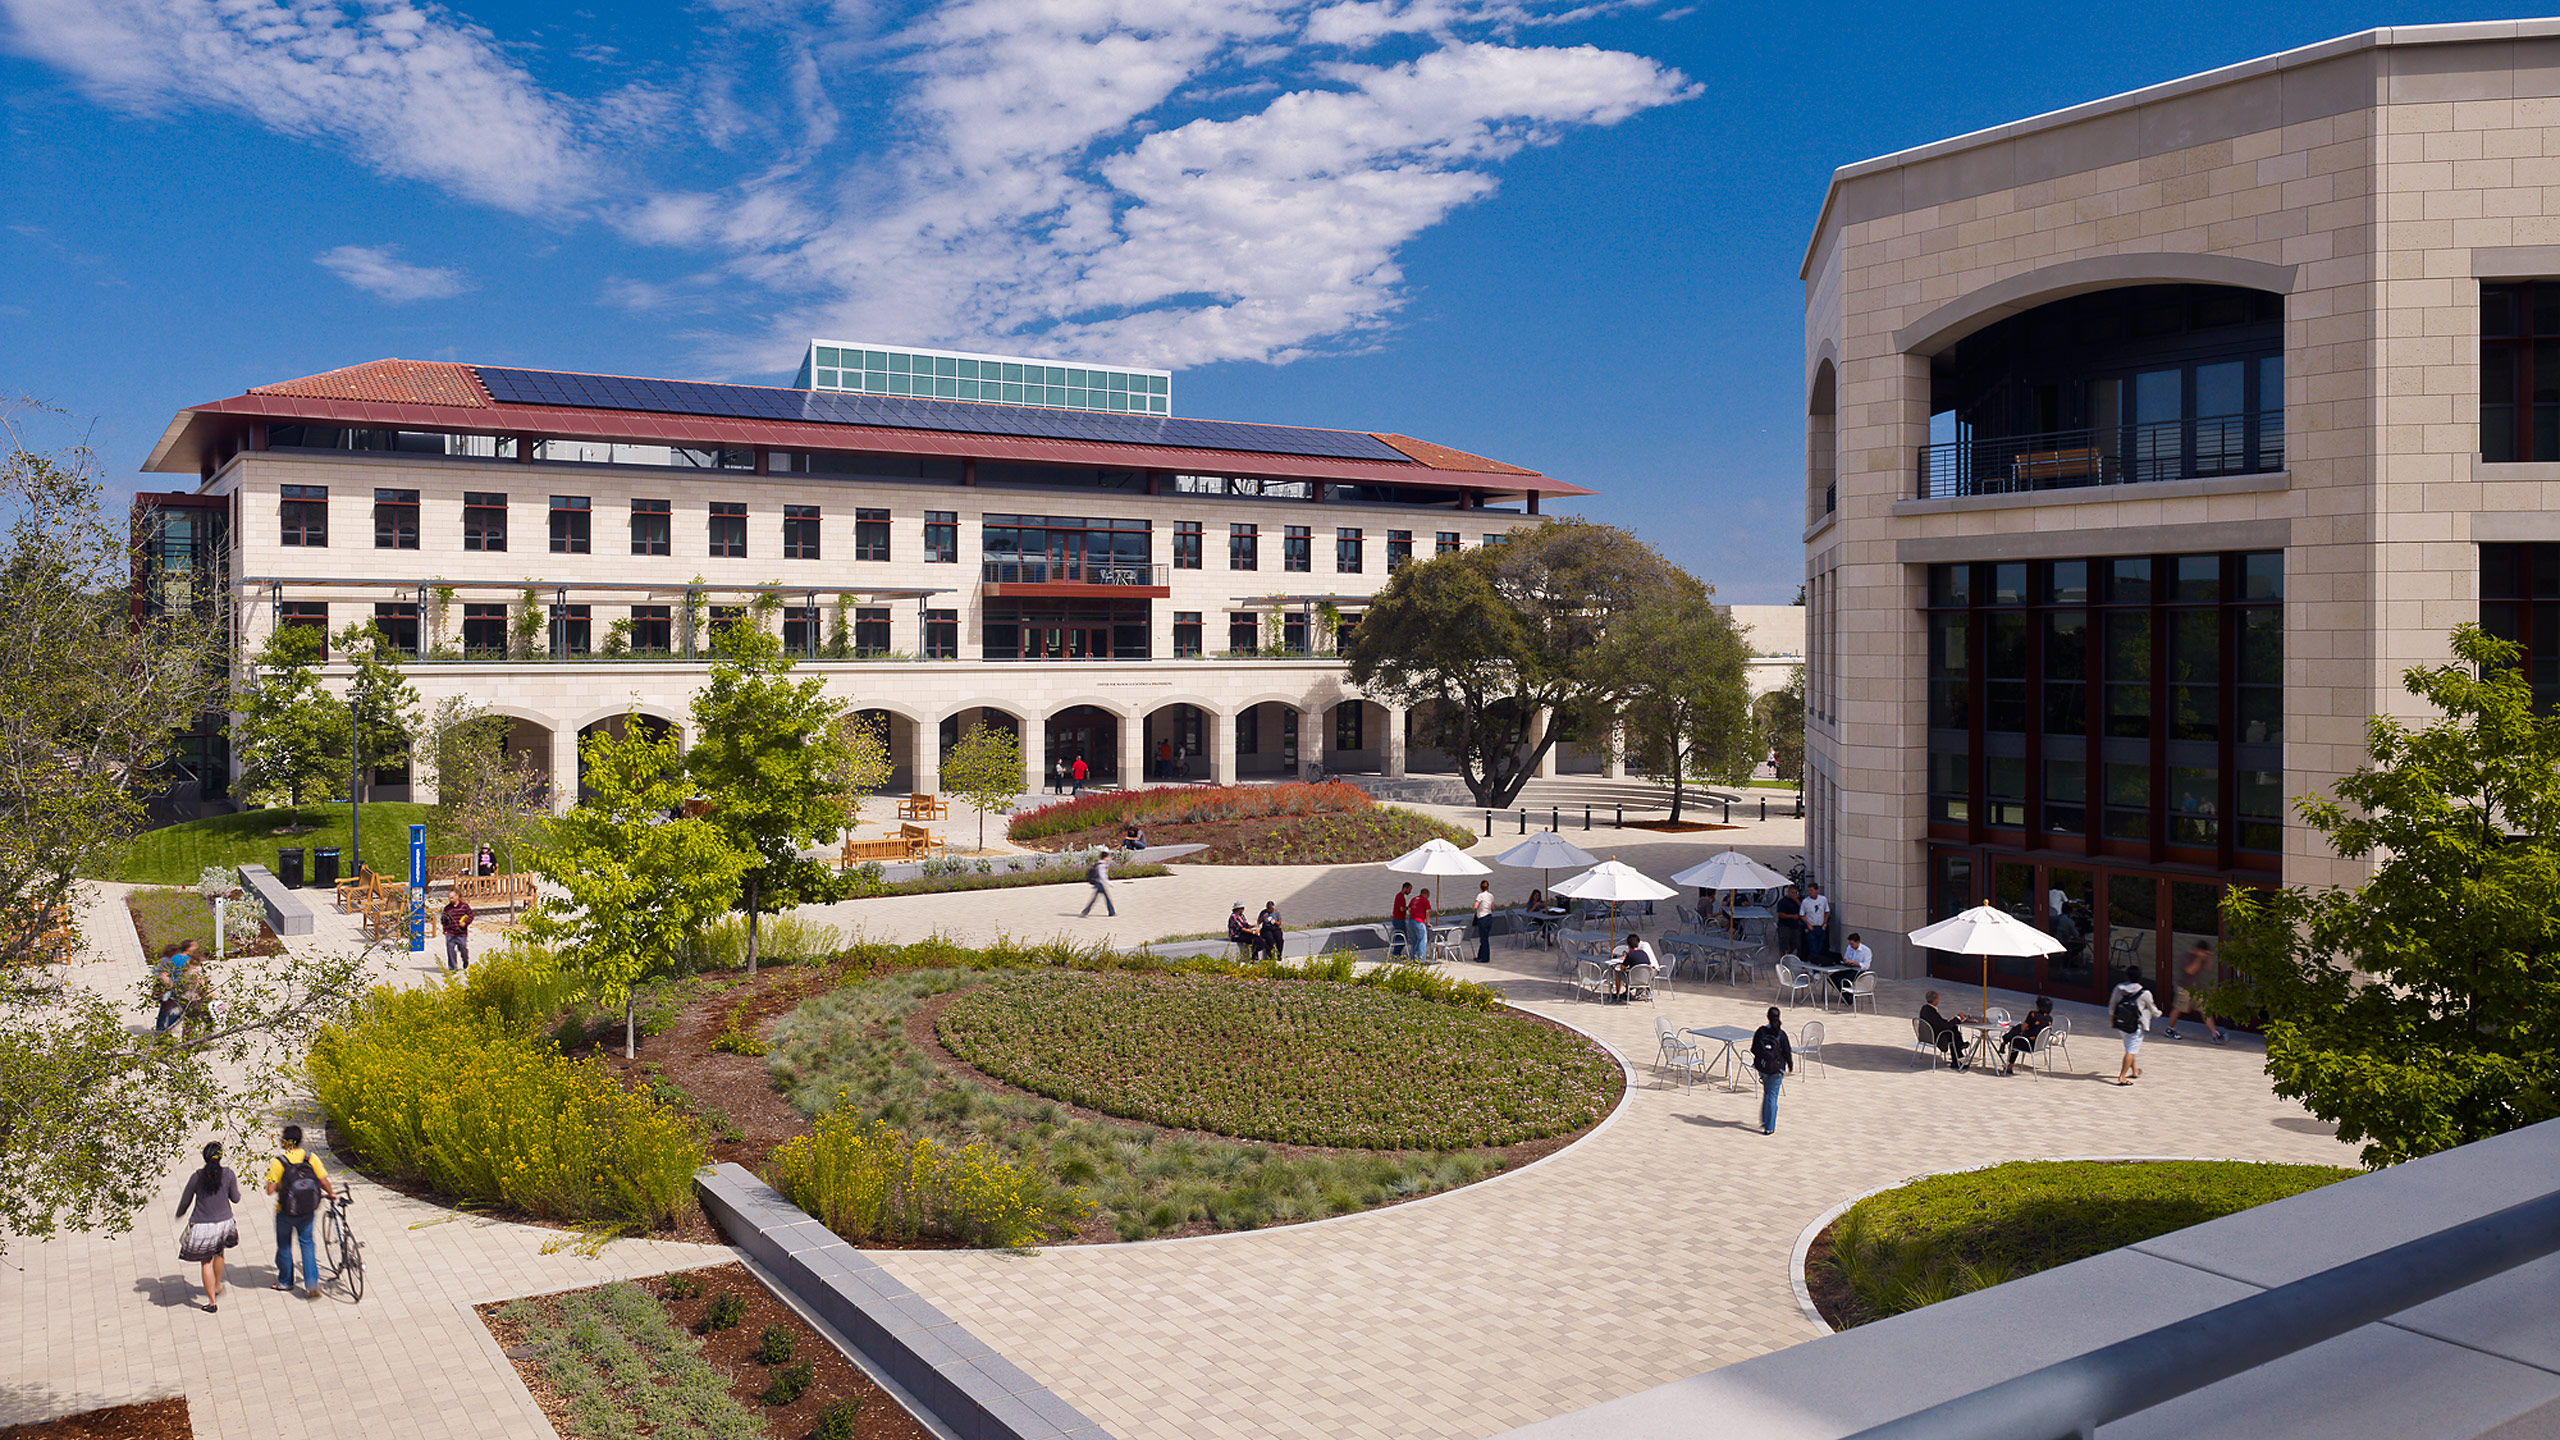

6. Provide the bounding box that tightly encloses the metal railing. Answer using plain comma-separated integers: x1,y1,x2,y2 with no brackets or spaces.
1916,413,2283,500
1846,1186,2560,1440
980,559,1168,587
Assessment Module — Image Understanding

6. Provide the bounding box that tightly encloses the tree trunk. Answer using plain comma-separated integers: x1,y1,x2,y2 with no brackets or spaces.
745,880,760,977
624,993,636,1060
1667,764,1685,824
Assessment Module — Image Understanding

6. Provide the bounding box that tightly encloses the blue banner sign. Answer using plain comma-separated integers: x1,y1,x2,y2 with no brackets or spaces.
408,824,427,953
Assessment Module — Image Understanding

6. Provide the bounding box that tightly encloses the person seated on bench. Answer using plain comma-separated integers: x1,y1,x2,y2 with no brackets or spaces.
1227,903,1255,955
1121,821,1148,851
1918,990,1969,1071
1255,901,1284,961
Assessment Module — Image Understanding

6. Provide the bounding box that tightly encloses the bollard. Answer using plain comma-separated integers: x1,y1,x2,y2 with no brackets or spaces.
1616,804,1623,828
1518,809,1527,834
1583,804,1591,831
1551,806,1560,832
1484,810,1493,839
1795,795,1805,819
1723,799,1732,825
1760,797,1768,822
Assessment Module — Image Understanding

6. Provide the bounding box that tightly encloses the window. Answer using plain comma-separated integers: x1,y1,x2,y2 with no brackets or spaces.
463,492,508,551
2481,541,2560,712
1174,611,1203,658
551,604,590,657
924,511,958,563
1229,612,1258,654
1436,531,1461,555
631,499,671,556
373,488,418,550
550,496,591,555
1483,533,1505,548
1334,703,1363,751
629,605,673,653
1335,527,1362,573
278,602,328,657
980,515,1150,580
783,606,820,657
1386,531,1413,570
1283,611,1309,654
853,606,890,656
372,601,420,657
707,605,745,646
784,505,822,560
2480,282,2560,461
1173,521,1202,570
1284,526,1312,572
924,608,959,659
854,508,889,562
1229,524,1258,570
280,485,328,548
461,603,508,657
709,501,746,558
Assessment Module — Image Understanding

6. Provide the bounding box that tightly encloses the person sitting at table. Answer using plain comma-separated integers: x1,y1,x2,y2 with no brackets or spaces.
1255,901,1284,961
1611,931,1658,1000
1918,990,1969,1071
1999,995,2055,1074
1227,903,1256,957
1525,888,1545,913
1833,933,1873,995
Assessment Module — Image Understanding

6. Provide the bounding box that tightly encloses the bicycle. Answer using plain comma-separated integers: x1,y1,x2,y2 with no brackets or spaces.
321,1183,364,1303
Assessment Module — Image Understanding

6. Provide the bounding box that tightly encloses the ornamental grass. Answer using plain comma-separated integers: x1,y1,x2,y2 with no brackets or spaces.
1007,780,1380,842
308,962,704,1229
935,971,1614,1149
765,1111,1075,1248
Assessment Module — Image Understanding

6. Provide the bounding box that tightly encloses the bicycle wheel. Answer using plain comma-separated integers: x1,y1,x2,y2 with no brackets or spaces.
338,1229,364,1303
321,1205,345,1262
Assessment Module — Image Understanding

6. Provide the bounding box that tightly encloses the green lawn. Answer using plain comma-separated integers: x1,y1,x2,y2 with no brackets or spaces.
1821,1159,2355,1327
99,804,497,885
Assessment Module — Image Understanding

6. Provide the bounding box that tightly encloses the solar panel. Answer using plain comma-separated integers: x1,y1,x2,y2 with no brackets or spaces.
472,367,1410,464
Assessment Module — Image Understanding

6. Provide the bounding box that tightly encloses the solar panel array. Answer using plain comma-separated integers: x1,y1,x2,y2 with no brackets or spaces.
473,367,1411,464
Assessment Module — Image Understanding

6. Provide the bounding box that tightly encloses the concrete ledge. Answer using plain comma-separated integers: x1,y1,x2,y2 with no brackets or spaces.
696,1163,1114,1440
238,864,314,937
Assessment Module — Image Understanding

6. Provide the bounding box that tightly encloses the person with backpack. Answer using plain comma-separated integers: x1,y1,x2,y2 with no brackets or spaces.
1750,1006,1794,1134
175,1141,240,1312
264,1124,334,1298
153,940,200,1034
2110,965,2162,1086
1079,848,1115,917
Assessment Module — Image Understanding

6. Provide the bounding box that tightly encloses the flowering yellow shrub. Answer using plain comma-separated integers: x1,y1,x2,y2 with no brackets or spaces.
308,979,702,1228
766,1109,1076,1248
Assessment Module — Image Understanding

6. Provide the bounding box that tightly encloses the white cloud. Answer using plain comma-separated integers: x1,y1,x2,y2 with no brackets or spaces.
316,245,474,302
0,0,597,212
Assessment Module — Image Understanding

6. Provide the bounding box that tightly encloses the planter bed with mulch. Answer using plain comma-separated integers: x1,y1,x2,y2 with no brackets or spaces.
0,1399,192,1440
480,1262,931,1440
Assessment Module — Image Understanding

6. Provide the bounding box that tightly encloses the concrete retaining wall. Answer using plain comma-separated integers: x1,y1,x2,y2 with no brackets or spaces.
238,864,314,937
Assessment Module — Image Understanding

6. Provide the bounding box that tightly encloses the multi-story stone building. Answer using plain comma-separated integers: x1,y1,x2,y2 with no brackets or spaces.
1802,20,2560,1001
136,356,1576,815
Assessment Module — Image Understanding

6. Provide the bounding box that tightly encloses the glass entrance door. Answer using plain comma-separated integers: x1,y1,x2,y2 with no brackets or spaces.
1024,625,1111,659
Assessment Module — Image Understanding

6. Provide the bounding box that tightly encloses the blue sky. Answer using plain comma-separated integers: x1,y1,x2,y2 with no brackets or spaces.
0,1,2536,601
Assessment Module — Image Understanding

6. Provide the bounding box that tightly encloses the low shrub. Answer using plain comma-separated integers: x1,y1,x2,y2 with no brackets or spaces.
837,854,1170,900
701,1291,746,1331
307,956,703,1229
1009,780,1374,842
661,1274,703,1301
754,1325,795,1365
766,1112,1080,1249
761,1362,813,1407
709,998,768,1057
679,914,844,971
495,1282,759,1440
813,1398,864,1440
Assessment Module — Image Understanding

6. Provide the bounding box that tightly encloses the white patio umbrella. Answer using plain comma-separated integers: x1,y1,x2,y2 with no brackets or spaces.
1383,837,1490,877
1907,904,2064,1015
1494,831,1597,900
1551,859,1679,953
1667,850,1790,938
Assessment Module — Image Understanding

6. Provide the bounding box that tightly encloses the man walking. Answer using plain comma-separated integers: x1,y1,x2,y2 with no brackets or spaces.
1080,848,1115,917
439,893,475,972
2111,965,2162,1085
1070,755,1089,796
1472,879,1495,963
1799,883,1832,961
1390,883,1413,959
263,1124,333,1299
2164,940,2227,1043
1750,1006,1794,1134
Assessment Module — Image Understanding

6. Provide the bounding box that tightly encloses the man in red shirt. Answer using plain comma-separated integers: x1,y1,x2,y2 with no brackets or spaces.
1070,755,1089,795
1391,883,1413,958
439,894,475,972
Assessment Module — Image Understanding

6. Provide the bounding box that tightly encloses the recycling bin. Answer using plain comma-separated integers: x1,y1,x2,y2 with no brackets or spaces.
311,847,340,890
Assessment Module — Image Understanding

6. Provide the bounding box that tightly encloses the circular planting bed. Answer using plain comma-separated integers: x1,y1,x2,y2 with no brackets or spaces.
935,970,1617,1149
1006,781,1478,864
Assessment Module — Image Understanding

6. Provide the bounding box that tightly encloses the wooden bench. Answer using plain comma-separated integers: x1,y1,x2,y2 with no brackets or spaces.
448,873,538,911
336,867,384,913
896,793,949,821
425,854,475,885
840,837,912,868
898,824,947,858
2009,446,2106,486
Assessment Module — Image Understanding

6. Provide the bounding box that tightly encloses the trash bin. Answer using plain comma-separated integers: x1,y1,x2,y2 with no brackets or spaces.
277,847,306,888
311,847,340,890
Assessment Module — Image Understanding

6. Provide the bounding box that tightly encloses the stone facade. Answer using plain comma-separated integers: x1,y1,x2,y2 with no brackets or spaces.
1802,21,2560,975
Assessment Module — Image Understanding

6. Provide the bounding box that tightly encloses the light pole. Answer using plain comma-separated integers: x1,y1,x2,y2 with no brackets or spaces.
349,693,362,877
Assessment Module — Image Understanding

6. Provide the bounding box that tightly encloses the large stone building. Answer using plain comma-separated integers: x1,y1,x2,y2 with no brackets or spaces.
134,356,1577,814
1801,20,2560,1000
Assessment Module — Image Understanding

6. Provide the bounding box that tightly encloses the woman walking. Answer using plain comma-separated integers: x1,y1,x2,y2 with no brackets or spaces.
175,1142,240,1312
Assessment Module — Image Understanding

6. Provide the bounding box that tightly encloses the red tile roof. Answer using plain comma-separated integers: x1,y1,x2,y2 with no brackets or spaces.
1370,433,1538,476
250,359,490,408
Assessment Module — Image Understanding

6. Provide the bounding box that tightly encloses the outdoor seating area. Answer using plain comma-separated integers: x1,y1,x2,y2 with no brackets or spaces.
837,824,950,867
896,793,950,821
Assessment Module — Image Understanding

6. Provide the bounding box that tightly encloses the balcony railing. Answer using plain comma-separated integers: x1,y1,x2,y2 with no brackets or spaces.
1916,413,2284,500
980,559,1169,588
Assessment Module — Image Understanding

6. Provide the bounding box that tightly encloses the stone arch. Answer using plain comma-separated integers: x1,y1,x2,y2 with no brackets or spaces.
1892,252,2298,356
1139,701,1217,783
1807,354,1839,526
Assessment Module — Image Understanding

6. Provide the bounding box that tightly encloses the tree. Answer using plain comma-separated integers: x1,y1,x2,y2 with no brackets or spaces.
2217,625,2560,1167
1590,588,1754,822
943,722,1024,851
333,621,420,804
0,411,364,1252
233,624,348,811
522,716,750,1056
1755,666,1806,784
426,696,547,872
685,627,852,974
1346,518,1682,808
838,712,895,836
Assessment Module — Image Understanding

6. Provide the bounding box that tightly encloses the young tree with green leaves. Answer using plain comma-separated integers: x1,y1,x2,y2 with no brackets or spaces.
332,621,420,804
234,624,349,811
685,627,853,974
1346,518,1682,808
522,716,750,1056
2218,625,2560,1167
1755,666,1806,784
1590,588,1754,822
426,696,547,872
1,411,365,1253
837,712,895,836
942,722,1024,851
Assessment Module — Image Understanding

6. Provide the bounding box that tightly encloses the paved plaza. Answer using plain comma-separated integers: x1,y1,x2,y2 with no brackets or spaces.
2,803,2358,1439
